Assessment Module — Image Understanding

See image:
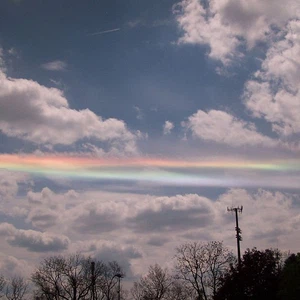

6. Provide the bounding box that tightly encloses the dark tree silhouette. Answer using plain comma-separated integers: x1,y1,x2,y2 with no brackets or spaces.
215,248,282,300
0,275,5,298
31,253,124,300
278,252,300,300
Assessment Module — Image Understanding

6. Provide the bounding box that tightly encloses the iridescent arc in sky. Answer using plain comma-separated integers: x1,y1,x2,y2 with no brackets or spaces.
0,154,299,189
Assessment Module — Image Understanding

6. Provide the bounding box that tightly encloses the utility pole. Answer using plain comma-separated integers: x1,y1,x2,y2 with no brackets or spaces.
227,206,243,267
113,273,123,300
91,261,95,300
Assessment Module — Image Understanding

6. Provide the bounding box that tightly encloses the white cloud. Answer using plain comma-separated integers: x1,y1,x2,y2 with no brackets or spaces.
174,0,300,64
215,189,299,248
26,187,78,230
0,222,70,252
133,106,144,120
0,48,5,70
163,121,174,135
182,109,277,147
41,60,67,71
244,20,300,136
0,70,138,153
127,194,215,233
2,184,300,280
0,253,33,278
0,171,29,202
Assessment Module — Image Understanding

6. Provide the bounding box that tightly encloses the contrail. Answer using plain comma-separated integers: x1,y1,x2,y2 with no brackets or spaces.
88,28,121,36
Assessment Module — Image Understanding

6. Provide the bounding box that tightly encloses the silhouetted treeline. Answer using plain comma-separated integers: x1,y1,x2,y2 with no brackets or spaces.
1,241,300,299
132,243,300,300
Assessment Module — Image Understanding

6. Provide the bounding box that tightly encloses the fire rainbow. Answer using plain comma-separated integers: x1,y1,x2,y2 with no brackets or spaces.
0,154,299,188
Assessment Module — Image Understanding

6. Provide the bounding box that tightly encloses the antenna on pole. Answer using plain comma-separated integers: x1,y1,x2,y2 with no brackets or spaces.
227,206,243,267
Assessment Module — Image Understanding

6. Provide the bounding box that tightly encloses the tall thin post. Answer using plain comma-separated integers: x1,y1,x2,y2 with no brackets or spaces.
118,275,121,300
227,206,243,267
91,261,95,300
113,274,122,300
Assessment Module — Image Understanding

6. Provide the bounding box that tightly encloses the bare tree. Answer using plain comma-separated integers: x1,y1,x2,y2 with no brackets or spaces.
32,253,124,300
131,264,198,300
131,282,144,300
165,280,196,300
93,260,124,300
0,276,6,298
32,255,71,300
5,276,28,300
131,264,172,300
174,241,234,300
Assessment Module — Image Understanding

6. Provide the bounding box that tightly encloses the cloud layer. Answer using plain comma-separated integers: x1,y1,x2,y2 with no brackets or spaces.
0,70,138,154
1,184,300,278
0,223,70,252
174,0,300,64
183,109,277,147
41,60,67,71
244,20,300,136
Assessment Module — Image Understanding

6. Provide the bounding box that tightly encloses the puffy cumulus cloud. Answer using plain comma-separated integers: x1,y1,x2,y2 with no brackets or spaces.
127,194,215,233
92,242,143,280
26,208,59,230
0,71,138,154
174,0,240,64
0,173,19,201
6,182,300,249
26,188,79,230
0,253,33,278
9,185,300,269
0,222,16,236
73,208,122,235
24,188,130,236
27,187,60,207
92,242,142,261
147,236,170,247
96,246,141,279
1,185,299,279
163,121,174,135
70,240,142,280
244,20,300,136
8,230,70,252
0,171,29,202
41,60,67,71
29,187,300,251
215,189,300,248
40,190,216,237
69,196,130,235
183,109,277,147
0,223,70,252
174,0,300,64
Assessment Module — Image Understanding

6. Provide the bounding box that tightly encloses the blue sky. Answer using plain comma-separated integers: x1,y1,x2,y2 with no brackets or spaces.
0,0,300,287
1,0,250,134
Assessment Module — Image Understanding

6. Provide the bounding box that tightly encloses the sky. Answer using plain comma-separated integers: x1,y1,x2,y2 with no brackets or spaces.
0,0,300,284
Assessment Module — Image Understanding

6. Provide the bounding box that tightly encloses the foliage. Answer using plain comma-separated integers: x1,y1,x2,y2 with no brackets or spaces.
214,248,282,300
278,252,300,300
